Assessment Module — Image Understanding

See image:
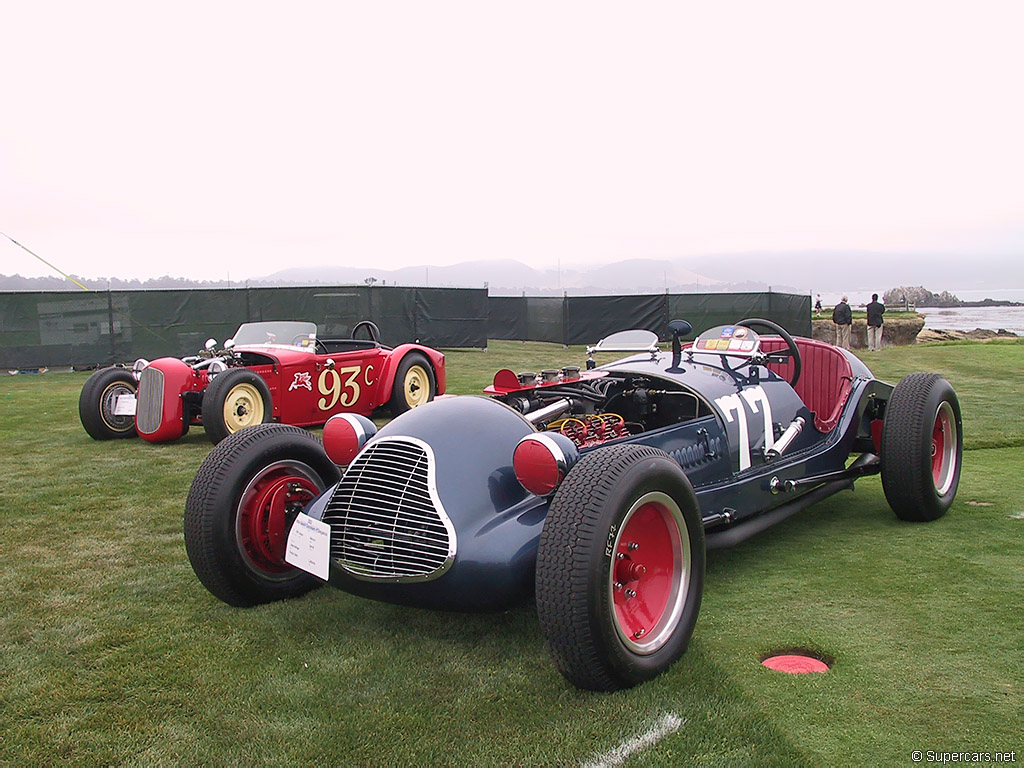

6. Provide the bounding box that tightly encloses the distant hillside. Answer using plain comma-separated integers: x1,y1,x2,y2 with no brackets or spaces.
4,249,1019,295
1,258,727,295
260,258,723,295
0,274,235,291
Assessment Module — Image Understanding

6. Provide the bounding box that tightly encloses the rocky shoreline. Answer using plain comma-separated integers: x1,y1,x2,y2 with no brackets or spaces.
915,327,1020,343
811,317,1019,347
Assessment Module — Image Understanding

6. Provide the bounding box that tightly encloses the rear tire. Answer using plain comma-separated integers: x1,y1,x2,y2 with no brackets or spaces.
535,444,705,691
202,369,273,444
184,423,342,607
388,352,435,416
881,373,962,521
79,368,137,440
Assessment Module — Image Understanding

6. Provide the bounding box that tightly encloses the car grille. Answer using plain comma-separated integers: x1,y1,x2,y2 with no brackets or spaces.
135,367,164,434
322,437,456,582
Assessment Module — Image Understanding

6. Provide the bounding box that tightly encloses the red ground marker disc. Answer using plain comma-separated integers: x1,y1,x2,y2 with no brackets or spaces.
761,653,830,674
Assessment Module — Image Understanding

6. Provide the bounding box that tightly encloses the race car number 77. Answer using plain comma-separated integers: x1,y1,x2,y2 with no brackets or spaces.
714,385,775,472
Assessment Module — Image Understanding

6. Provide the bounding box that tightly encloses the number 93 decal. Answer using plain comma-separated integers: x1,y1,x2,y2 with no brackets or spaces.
317,365,375,411
714,385,775,472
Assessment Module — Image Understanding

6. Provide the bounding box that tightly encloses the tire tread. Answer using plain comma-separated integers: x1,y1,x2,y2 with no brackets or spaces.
536,444,702,690
184,423,339,606
881,373,961,522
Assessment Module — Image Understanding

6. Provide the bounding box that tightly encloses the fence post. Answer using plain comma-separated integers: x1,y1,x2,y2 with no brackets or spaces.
413,288,419,342
106,289,116,365
562,292,569,347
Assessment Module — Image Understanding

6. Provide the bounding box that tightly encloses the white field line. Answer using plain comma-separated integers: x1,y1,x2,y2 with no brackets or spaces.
582,712,686,768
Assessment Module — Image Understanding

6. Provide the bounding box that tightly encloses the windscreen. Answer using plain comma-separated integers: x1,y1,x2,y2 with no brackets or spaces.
231,321,317,348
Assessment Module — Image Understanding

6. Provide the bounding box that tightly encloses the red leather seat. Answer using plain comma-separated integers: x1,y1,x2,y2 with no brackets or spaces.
761,337,853,433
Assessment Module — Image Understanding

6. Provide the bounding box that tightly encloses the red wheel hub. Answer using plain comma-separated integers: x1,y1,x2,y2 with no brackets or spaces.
612,501,679,646
237,469,318,574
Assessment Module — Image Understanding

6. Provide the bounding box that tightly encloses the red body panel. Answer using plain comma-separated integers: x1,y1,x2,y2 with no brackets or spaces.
271,347,388,425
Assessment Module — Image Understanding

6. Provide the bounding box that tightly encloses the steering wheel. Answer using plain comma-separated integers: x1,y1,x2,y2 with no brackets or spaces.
314,339,329,355
351,320,381,343
735,318,802,387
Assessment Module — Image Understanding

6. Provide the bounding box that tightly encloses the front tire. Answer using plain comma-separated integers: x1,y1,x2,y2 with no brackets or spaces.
881,373,962,521
184,424,342,607
202,368,273,444
536,444,705,691
79,367,138,440
389,352,436,416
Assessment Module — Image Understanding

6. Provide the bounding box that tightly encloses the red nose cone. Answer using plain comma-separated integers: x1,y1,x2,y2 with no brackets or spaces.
322,413,377,466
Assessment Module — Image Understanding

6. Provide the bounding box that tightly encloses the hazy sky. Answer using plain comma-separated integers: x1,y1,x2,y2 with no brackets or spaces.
3,1,1022,283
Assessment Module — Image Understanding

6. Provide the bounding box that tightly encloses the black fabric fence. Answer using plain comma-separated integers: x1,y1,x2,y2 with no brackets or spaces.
488,292,811,345
0,286,488,369
1,287,809,368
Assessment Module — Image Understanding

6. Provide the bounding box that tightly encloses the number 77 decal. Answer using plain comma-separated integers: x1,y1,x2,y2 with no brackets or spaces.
714,385,775,472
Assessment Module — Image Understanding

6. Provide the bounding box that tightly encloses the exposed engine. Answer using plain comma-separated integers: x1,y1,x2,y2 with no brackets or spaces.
496,371,710,449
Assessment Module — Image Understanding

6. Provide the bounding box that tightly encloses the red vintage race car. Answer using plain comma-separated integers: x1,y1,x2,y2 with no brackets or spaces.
78,320,445,444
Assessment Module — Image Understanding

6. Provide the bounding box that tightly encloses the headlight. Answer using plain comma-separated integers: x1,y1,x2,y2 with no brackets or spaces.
512,432,580,496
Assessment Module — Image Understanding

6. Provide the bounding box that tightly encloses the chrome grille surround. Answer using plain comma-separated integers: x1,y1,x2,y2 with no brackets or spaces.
323,436,457,583
135,366,165,434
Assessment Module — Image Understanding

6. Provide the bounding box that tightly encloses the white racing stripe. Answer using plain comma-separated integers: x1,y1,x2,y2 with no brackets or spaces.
582,712,686,768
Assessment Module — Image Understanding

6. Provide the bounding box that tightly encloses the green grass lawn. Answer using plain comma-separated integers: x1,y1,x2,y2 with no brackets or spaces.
1,340,1022,765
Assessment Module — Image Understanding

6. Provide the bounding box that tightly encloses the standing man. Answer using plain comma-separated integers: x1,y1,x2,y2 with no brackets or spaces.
832,295,852,349
866,293,885,351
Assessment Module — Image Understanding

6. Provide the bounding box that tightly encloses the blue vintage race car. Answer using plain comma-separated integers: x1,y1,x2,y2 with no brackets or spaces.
184,318,962,691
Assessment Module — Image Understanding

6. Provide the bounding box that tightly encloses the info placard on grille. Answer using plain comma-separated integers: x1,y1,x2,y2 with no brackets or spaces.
114,394,136,416
285,513,331,581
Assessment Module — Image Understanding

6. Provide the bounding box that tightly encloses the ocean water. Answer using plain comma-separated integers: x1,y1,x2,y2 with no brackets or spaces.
919,306,1024,334
815,288,1024,334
